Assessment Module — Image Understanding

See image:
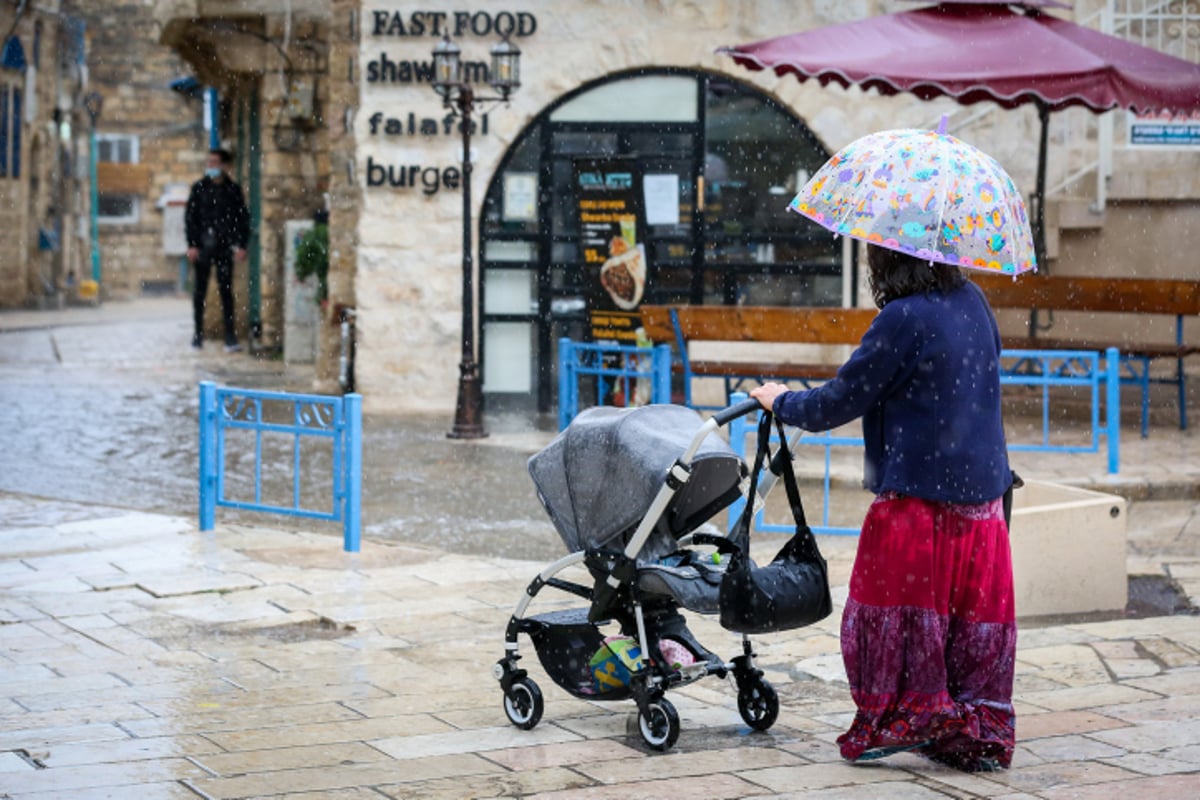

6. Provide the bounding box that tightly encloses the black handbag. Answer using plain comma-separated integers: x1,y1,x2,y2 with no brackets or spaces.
718,412,833,634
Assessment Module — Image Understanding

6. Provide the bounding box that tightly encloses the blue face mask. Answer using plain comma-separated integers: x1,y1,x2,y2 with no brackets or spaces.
205,167,222,178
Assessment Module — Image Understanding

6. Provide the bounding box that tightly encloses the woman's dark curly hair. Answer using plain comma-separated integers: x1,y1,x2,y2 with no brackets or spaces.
868,245,966,308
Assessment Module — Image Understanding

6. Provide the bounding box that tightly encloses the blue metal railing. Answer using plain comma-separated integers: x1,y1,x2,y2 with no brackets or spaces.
724,347,1121,536
557,338,672,430
1000,348,1120,474
199,382,363,552
726,400,862,536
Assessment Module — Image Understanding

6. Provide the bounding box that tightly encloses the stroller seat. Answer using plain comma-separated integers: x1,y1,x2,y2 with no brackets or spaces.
636,549,727,615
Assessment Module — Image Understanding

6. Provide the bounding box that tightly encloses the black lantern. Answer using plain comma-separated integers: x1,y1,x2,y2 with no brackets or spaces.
431,34,523,440
489,35,521,98
431,34,461,98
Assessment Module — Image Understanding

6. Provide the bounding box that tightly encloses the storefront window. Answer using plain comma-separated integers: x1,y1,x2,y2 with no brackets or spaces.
704,79,828,248
549,75,698,123
479,69,841,412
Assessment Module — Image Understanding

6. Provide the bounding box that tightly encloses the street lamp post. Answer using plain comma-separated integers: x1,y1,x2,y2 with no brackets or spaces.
432,33,521,440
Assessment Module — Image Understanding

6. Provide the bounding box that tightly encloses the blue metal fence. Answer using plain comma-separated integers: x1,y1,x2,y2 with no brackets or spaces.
199,381,363,552
1000,348,1120,475
724,347,1121,537
557,338,672,430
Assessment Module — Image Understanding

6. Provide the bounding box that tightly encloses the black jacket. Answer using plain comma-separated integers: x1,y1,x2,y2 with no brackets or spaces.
185,174,251,253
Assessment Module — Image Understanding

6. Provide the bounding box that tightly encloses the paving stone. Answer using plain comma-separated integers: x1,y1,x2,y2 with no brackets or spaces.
1125,667,1200,697
378,765,596,798
525,772,763,799
0,704,155,733
1134,637,1199,669
1098,752,1200,776
779,737,845,763
774,782,964,800
371,723,583,760
1019,733,1126,762
1161,743,1200,764
1037,773,1200,799
484,739,644,771
6,780,204,799
734,760,904,793
39,734,223,768
980,760,1137,793
0,757,208,794
0,751,35,773
1017,710,1128,740
186,755,503,798
118,701,366,739
1088,718,1200,752
1099,692,1200,723
1018,683,1160,711
195,741,391,777
573,743,804,784
204,714,454,752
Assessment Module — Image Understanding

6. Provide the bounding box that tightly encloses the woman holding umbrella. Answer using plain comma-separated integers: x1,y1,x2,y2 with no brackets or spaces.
751,126,1033,772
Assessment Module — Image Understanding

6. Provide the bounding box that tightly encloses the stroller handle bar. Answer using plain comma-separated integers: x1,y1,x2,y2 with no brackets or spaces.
712,398,763,427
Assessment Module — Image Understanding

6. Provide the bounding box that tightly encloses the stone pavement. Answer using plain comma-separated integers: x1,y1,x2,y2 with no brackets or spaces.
1,486,1198,800
2,297,1199,797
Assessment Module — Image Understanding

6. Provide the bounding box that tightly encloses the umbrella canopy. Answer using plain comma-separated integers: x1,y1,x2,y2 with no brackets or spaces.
790,127,1036,274
718,1,1200,266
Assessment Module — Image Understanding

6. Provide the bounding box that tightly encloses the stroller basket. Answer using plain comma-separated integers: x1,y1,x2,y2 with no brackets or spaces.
525,608,627,699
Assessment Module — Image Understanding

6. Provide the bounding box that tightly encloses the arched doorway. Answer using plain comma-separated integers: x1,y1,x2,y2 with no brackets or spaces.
479,68,841,415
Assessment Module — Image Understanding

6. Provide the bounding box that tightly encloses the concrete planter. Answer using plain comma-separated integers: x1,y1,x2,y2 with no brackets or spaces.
1010,480,1128,618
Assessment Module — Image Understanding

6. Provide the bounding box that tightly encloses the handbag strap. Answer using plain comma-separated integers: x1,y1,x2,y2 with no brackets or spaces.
773,418,810,530
731,410,774,551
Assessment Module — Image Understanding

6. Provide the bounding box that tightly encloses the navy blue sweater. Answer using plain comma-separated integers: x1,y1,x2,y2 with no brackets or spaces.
773,281,1011,504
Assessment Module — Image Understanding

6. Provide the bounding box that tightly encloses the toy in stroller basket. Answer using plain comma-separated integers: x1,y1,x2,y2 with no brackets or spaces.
495,399,815,751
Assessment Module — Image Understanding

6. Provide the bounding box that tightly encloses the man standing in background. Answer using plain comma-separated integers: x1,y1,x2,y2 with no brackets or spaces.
186,148,250,352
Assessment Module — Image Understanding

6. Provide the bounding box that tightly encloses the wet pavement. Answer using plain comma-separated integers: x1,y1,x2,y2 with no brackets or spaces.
0,296,1198,798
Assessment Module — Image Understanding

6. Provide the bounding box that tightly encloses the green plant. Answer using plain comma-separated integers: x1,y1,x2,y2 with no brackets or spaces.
294,223,329,304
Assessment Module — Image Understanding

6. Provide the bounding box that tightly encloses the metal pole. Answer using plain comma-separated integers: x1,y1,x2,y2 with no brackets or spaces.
448,84,487,439
1106,347,1120,475
199,381,217,530
88,126,101,284
344,393,363,552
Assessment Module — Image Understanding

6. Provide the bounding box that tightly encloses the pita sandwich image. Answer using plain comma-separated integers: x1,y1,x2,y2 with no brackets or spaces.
599,245,646,310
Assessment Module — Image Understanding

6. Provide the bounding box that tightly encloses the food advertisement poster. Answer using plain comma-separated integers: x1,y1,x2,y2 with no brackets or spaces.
574,158,647,342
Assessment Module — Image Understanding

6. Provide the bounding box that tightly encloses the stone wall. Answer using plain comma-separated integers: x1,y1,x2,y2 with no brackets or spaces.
0,0,89,307
251,13,332,353
320,0,363,391
68,0,204,299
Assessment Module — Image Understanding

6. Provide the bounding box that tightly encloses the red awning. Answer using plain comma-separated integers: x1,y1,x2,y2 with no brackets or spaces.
719,3,1200,115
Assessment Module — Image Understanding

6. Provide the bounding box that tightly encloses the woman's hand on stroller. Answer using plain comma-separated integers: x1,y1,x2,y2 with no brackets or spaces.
750,382,789,412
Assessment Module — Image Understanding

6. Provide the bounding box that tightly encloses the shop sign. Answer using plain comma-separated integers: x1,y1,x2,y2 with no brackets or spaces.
361,9,539,193
574,158,648,343
369,10,537,38
1128,110,1200,148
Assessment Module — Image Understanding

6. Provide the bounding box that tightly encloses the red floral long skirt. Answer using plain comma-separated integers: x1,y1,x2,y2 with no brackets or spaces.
838,493,1017,771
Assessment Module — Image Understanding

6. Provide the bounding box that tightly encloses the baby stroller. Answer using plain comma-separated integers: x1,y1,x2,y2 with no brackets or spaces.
494,398,792,751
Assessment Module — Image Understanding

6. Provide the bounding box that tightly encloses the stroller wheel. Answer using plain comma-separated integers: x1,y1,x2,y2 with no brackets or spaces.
637,697,680,751
737,677,779,731
503,677,544,730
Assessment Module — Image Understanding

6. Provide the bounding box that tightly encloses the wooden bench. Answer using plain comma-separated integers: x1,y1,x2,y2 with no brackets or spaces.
972,274,1200,436
638,305,877,409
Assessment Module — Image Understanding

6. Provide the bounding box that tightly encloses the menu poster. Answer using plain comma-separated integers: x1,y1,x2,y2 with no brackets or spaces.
574,158,647,343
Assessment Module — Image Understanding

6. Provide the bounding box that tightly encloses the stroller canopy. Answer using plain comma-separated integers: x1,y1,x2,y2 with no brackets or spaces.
530,405,745,554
